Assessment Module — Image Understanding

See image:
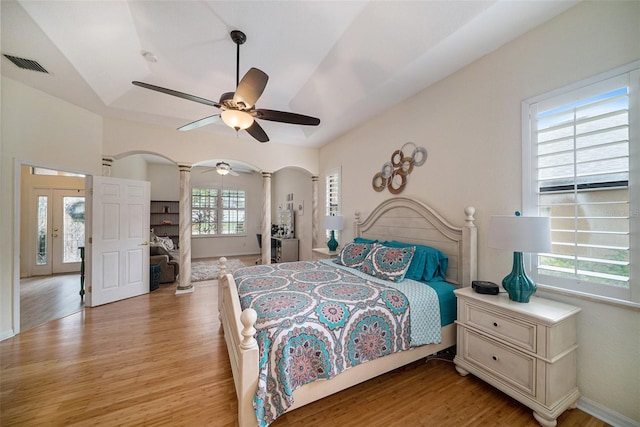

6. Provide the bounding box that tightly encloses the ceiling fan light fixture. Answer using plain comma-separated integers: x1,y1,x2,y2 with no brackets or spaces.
221,110,254,131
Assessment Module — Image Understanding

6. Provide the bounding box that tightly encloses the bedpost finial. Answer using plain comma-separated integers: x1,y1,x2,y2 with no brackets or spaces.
240,308,258,350
464,206,476,226
219,257,228,279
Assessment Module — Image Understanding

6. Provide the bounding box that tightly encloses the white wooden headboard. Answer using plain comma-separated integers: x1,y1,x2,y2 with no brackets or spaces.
354,197,477,287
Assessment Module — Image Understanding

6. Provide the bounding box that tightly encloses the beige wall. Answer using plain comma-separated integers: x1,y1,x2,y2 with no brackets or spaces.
109,154,148,181
1,78,103,338
318,1,640,422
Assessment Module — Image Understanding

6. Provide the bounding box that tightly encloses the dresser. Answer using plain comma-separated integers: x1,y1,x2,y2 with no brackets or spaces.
454,287,581,427
273,237,299,262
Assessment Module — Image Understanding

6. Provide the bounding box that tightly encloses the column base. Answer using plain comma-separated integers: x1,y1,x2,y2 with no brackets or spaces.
175,286,194,295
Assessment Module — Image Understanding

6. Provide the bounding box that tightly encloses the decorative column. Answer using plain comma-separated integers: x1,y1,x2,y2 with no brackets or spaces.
102,157,114,176
177,164,193,293
311,175,318,249
262,172,272,264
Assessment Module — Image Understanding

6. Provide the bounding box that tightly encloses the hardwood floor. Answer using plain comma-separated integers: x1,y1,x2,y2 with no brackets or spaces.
20,273,84,332
2,261,609,426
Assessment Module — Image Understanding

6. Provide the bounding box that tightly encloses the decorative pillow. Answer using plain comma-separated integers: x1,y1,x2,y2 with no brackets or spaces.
360,245,415,282
382,241,448,282
335,242,374,268
157,236,174,251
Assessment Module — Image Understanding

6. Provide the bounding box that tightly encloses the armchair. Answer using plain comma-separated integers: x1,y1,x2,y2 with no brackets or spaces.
150,246,179,283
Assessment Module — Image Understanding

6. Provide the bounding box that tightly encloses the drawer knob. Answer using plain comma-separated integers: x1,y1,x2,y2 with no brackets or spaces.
492,355,499,361
493,322,499,327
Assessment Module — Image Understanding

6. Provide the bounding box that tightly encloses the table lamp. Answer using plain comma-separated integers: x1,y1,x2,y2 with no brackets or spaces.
488,212,551,303
323,215,344,252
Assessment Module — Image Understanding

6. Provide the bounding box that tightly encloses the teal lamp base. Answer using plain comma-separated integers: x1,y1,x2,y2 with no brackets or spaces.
327,230,339,252
502,252,536,303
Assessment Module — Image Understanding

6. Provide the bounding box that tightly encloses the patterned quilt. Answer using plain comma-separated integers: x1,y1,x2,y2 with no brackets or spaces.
233,260,414,427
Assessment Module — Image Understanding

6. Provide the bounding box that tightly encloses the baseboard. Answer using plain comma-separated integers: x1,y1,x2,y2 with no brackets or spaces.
1,329,16,341
578,397,640,427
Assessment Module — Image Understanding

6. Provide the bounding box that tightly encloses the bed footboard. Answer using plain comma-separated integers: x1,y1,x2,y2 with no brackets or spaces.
218,257,260,427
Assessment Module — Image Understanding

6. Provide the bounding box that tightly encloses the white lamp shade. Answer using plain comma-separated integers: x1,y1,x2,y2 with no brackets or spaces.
488,215,551,253
221,110,254,130
324,215,344,231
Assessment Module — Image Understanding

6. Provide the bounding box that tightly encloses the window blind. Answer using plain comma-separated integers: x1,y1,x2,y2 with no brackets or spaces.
325,171,341,239
529,76,631,296
326,172,340,217
191,188,246,236
221,190,246,235
192,188,218,235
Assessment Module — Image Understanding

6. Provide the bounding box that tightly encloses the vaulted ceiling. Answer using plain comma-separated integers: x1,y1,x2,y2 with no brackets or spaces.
1,1,578,148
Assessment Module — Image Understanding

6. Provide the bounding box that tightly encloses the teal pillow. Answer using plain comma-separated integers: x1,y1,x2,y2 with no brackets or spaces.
354,237,378,244
360,244,415,282
382,241,448,282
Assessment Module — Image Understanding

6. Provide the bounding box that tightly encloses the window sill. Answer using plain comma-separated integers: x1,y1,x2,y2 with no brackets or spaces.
536,284,640,312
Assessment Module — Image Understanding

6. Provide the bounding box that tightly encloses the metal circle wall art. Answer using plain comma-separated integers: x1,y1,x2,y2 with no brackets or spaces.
372,142,427,194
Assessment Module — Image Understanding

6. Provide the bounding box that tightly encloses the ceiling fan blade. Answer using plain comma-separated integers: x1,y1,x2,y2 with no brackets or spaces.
254,109,320,126
132,81,220,108
178,115,221,131
229,169,240,176
245,120,269,143
233,68,268,109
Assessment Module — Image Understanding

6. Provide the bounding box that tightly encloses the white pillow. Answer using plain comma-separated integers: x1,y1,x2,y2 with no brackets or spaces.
157,236,174,251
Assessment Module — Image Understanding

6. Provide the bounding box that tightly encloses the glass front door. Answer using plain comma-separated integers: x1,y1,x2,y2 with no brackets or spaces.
32,189,85,275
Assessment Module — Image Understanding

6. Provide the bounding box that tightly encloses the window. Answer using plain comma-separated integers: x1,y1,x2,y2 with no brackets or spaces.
523,62,639,303
325,169,341,239
192,188,246,236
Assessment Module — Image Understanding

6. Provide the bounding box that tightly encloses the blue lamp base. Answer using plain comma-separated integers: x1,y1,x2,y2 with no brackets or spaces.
327,230,339,252
502,251,536,303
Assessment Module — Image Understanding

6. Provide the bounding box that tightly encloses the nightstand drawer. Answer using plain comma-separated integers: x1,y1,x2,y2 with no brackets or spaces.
463,302,536,353
461,328,536,397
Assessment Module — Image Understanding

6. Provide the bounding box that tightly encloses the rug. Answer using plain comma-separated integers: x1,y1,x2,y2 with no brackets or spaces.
190,259,247,282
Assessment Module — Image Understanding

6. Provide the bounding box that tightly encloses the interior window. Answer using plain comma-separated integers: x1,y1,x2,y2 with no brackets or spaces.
191,188,247,236
522,62,639,303
325,169,341,240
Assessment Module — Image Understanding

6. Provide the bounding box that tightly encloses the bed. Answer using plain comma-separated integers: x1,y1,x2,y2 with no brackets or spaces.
218,197,477,427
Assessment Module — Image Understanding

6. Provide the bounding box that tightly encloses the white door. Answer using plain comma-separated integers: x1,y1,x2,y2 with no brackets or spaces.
85,176,150,307
31,189,85,276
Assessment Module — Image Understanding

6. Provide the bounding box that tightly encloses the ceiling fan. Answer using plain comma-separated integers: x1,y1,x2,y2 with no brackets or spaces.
132,30,320,143
214,161,238,176
200,161,253,176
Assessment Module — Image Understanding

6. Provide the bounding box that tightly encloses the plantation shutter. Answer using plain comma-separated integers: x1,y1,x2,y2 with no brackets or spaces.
326,173,340,216
527,73,631,300
325,170,341,238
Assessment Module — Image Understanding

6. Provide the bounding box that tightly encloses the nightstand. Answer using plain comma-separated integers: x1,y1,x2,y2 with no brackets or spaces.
453,287,581,427
312,247,339,260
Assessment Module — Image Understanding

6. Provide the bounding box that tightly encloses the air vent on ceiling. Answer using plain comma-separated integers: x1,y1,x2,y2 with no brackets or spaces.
3,54,49,73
